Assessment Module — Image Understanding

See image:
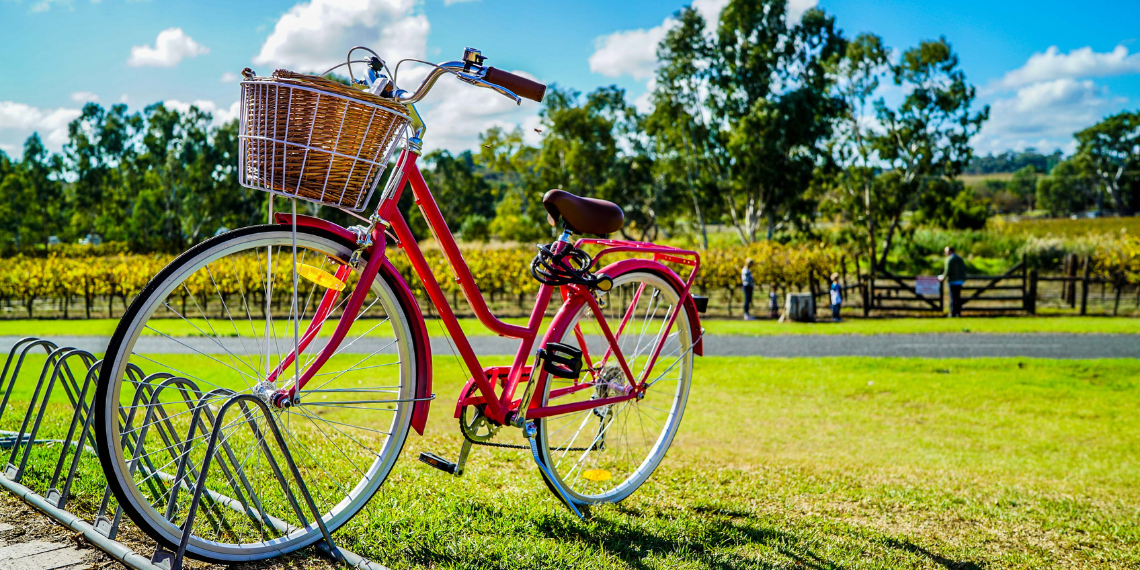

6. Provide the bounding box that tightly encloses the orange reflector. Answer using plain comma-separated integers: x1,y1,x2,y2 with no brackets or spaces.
297,264,346,291
582,469,611,482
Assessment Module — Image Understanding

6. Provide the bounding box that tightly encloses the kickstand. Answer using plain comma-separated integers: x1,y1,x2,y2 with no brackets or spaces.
524,422,584,520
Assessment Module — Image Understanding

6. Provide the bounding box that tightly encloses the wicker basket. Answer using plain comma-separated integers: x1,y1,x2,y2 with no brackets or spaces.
238,70,410,211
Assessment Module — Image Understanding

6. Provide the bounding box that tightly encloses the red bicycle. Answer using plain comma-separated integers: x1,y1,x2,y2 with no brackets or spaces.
94,47,705,563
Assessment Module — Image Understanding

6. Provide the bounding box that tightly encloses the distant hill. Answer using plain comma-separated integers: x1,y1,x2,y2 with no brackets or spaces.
965,149,1064,175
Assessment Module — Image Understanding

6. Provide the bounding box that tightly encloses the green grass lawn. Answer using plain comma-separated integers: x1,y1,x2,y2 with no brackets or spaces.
3,355,1137,568
0,314,1135,338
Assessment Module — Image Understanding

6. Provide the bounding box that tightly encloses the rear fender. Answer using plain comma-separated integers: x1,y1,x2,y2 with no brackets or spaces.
594,258,704,356
274,213,433,435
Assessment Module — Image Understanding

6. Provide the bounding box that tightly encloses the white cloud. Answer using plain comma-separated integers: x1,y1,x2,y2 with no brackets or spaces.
253,0,428,74
163,99,240,126
0,101,81,152
128,28,209,68
974,78,1124,154
119,94,130,104
691,0,728,25
997,45,1140,89
70,91,100,103
220,71,240,83
786,0,818,24
589,20,673,80
417,69,543,154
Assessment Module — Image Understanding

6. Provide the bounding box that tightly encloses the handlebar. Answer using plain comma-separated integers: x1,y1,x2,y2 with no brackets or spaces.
484,67,546,103
390,52,546,106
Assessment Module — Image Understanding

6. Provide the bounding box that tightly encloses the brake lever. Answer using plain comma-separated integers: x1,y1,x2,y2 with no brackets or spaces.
458,73,523,106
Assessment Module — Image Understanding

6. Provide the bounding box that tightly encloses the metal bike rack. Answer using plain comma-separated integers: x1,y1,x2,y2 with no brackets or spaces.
0,337,389,570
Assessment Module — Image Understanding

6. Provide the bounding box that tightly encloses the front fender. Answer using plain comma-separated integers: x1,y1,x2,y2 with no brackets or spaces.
274,213,433,435
594,258,704,356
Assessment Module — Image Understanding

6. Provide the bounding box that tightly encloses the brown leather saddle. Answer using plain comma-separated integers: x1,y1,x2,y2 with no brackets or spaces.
542,189,624,235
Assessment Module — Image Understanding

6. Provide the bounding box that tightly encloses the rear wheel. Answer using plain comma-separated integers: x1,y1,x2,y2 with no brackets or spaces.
535,268,694,504
94,225,419,563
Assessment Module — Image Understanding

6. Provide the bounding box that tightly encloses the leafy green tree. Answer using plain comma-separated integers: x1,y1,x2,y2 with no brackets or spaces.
21,134,65,250
1008,165,1039,211
823,32,890,268
871,37,988,266
405,149,496,238
914,178,988,230
1036,156,1095,217
647,5,722,248
711,1,846,242
1073,110,1140,215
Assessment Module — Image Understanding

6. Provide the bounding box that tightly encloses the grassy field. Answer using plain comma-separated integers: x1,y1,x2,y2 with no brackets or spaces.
0,314,1134,338
3,355,1138,568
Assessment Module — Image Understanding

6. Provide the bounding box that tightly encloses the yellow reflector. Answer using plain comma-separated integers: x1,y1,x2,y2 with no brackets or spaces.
297,264,346,291
582,469,611,482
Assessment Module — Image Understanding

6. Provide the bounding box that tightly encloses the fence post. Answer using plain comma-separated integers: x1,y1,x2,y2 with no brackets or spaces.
1080,255,1091,316
1113,276,1123,316
1027,269,1038,315
1065,253,1078,307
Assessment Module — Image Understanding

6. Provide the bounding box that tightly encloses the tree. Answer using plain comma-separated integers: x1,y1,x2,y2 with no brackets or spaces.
1074,110,1140,216
21,134,65,250
710,1,846,242
871,37,988,266
914,178,988,230
410,150,496,239
647,6,722,248
824,32,890,270
1036,156,1095,217
1008,165,1039,211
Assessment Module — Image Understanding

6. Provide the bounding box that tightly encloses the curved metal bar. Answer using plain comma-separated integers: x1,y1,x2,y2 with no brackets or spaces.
6,348,95,481
0,338,59,423
46,360,102,507
390,60,521,106
167,394,340,570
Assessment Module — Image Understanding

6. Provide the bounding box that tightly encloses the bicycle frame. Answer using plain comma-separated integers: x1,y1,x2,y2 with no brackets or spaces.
273,148,703,428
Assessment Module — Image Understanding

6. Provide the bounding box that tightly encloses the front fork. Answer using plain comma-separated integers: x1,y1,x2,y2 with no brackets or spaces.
266,222,388,408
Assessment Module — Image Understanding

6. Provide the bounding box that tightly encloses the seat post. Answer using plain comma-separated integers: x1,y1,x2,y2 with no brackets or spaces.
558,229,573,243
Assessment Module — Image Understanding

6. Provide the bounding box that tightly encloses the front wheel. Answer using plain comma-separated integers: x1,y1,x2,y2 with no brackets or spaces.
93,225,420,564
535,267,694,505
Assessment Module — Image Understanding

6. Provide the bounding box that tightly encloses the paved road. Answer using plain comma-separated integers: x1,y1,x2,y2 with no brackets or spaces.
1,333,1136,359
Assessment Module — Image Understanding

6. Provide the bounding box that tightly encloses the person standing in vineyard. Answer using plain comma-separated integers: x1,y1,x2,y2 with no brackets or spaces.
938,246,967,317
742,258,755,320
829,272,843,322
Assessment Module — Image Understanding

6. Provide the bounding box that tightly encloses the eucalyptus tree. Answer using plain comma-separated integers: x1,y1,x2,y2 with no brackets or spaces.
64,103,144,242
870,37,988,266
823,33,889,268
649,0,846,244
647,5,722,248
1074,110,1140,215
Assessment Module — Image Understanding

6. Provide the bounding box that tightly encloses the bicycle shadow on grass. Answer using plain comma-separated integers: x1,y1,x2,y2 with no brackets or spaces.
529,503,838,570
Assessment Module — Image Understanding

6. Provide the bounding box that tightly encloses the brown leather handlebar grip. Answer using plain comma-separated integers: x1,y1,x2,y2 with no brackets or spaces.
485,67,546,103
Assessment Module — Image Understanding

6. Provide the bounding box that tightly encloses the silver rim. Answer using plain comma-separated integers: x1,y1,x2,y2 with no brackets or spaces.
538,270,692,504
99,229,415,561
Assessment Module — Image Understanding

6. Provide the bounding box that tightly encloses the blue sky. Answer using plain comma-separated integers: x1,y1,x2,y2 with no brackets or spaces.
1,0,1138,158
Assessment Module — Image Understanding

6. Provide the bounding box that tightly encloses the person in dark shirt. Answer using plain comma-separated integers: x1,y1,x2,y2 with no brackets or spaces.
829,272,843,322
741,258,755,320
938,246,968,317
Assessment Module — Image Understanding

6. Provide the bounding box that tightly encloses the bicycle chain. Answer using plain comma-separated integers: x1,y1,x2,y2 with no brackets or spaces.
457,410,598,452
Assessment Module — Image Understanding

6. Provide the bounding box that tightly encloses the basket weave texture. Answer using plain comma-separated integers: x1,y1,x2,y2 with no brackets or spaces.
239,70,409,211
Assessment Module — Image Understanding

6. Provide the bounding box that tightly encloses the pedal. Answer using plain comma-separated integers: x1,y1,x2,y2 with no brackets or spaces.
418,452,458,475
538,342,583,379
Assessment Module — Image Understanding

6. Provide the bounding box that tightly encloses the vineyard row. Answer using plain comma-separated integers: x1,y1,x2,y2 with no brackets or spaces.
0,238,1135,319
